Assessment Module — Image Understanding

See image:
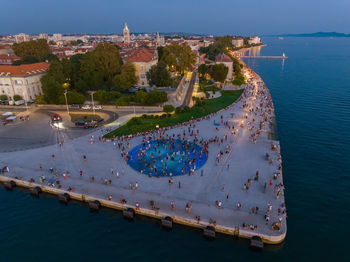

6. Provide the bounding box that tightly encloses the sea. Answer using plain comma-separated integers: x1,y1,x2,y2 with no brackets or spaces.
1,37,349,261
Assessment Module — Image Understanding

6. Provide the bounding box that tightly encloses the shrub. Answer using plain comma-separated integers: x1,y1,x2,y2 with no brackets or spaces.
183,106,190,112
13,94,22,101
163,104,174,113
175,106,183,114
34,94,46,104
115,96,131,106
0,94,8,101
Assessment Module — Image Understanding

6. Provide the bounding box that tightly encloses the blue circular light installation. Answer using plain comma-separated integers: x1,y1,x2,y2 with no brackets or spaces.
127,139,207,177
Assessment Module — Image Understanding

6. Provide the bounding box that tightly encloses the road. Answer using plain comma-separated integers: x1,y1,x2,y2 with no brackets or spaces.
181,71,197,108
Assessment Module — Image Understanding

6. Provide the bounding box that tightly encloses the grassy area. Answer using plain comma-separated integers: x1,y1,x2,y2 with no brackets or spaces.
198,79,221,92
104,89,243,138
70,114,101,122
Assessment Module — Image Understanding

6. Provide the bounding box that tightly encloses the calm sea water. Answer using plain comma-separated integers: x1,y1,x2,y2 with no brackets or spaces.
1,37,349,261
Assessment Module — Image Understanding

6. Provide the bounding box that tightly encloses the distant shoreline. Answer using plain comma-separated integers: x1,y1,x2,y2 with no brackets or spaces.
266,32,350,38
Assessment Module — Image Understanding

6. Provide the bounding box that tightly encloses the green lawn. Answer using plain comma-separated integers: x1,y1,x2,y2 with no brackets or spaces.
104,89,243,138
70,114,101,122
198,79,220,92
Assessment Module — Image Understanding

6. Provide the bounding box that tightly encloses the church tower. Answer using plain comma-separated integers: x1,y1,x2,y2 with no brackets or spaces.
123,23,130,44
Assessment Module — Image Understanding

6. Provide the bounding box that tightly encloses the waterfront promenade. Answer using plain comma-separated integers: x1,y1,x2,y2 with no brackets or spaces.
0,67,286,243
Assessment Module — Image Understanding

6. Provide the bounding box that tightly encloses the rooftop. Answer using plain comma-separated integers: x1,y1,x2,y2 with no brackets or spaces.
215,53,233,63
0,62,49,76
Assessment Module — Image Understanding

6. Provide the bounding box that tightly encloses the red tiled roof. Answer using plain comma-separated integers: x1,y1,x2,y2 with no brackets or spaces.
124,48,157,63
0,62,49,76
215,53,232,63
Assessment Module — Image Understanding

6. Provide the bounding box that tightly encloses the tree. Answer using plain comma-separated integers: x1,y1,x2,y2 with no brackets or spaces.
198,64,209,78
163,104,174,113
94,90,111,103
161,43,196,73
134,90,148,104
34,94,46,104
146,61,172,87
157,46,164,61
144,90,168,105
0,94,8,101
12,39,51,61
113,62,137,90
209,64,228,83
13,94,23,101
58,91,86,104
41,60,66,104
79,43,123,91
12,56,39,65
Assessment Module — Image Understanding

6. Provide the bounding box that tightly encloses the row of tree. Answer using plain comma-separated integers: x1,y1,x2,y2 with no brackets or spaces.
198,63,228,83
40,43,137,104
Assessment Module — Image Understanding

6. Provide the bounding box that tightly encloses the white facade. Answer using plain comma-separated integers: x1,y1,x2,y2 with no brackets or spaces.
249,36,261,45
123,23,130,43
52,33,63,42
232,38,244,48
39,33,48,40
0,74,44,101
15,33,30,43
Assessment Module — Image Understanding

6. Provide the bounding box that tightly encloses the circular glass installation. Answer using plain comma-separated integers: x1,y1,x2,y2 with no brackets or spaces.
128,139,207,177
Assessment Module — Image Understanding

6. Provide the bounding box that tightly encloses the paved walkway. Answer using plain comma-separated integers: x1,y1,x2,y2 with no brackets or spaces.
0,67,286,239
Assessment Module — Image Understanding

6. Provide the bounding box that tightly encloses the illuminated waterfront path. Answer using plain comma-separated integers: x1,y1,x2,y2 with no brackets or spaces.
0,67,286,243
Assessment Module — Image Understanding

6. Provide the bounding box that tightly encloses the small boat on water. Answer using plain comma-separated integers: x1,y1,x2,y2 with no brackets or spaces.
278,37,284,40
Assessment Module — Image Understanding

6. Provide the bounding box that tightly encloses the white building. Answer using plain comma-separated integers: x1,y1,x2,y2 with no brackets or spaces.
15,33,30,43
0,62,49,101
123,23,130,44
39,33,48,40
249,36,261,45
156,32,165,46
52,33,63,42
232,38,244,48
215,53,233,81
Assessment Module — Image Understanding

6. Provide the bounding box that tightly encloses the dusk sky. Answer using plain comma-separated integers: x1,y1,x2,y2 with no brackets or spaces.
1,0,349,35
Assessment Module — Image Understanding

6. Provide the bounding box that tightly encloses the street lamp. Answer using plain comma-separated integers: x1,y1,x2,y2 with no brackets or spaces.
63,90,70,115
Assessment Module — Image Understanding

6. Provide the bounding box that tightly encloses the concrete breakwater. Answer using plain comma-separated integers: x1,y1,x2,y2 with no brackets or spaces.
0,175,285,244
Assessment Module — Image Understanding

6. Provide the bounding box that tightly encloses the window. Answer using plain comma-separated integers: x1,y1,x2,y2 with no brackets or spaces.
15,80,23,85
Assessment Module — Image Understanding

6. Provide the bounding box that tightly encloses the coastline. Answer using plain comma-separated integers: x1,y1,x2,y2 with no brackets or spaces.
0,65,286,245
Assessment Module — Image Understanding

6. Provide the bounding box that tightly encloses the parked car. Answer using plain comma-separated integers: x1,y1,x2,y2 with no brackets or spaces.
93,105,103,110
70,104,80,109
75,120,86,126
96,118,104,123
81,105,91,110
83,122,97,129
15,100,25,106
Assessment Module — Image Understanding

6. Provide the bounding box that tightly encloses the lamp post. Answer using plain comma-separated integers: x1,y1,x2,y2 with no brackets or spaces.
62,82,70,115
63,89,70,115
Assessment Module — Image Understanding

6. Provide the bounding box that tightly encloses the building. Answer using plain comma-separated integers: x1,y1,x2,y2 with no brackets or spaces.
156,32,165,46
39,33,48,40
123,23,130,44
0,54,22,65
249,36,261,45
215,53,233,81
15,33,30,43
0,62,49,101
232,38,244,48
124,48,158,86
52,33,63,42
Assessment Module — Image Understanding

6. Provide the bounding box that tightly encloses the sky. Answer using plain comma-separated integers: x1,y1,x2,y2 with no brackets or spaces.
1,0,350,35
